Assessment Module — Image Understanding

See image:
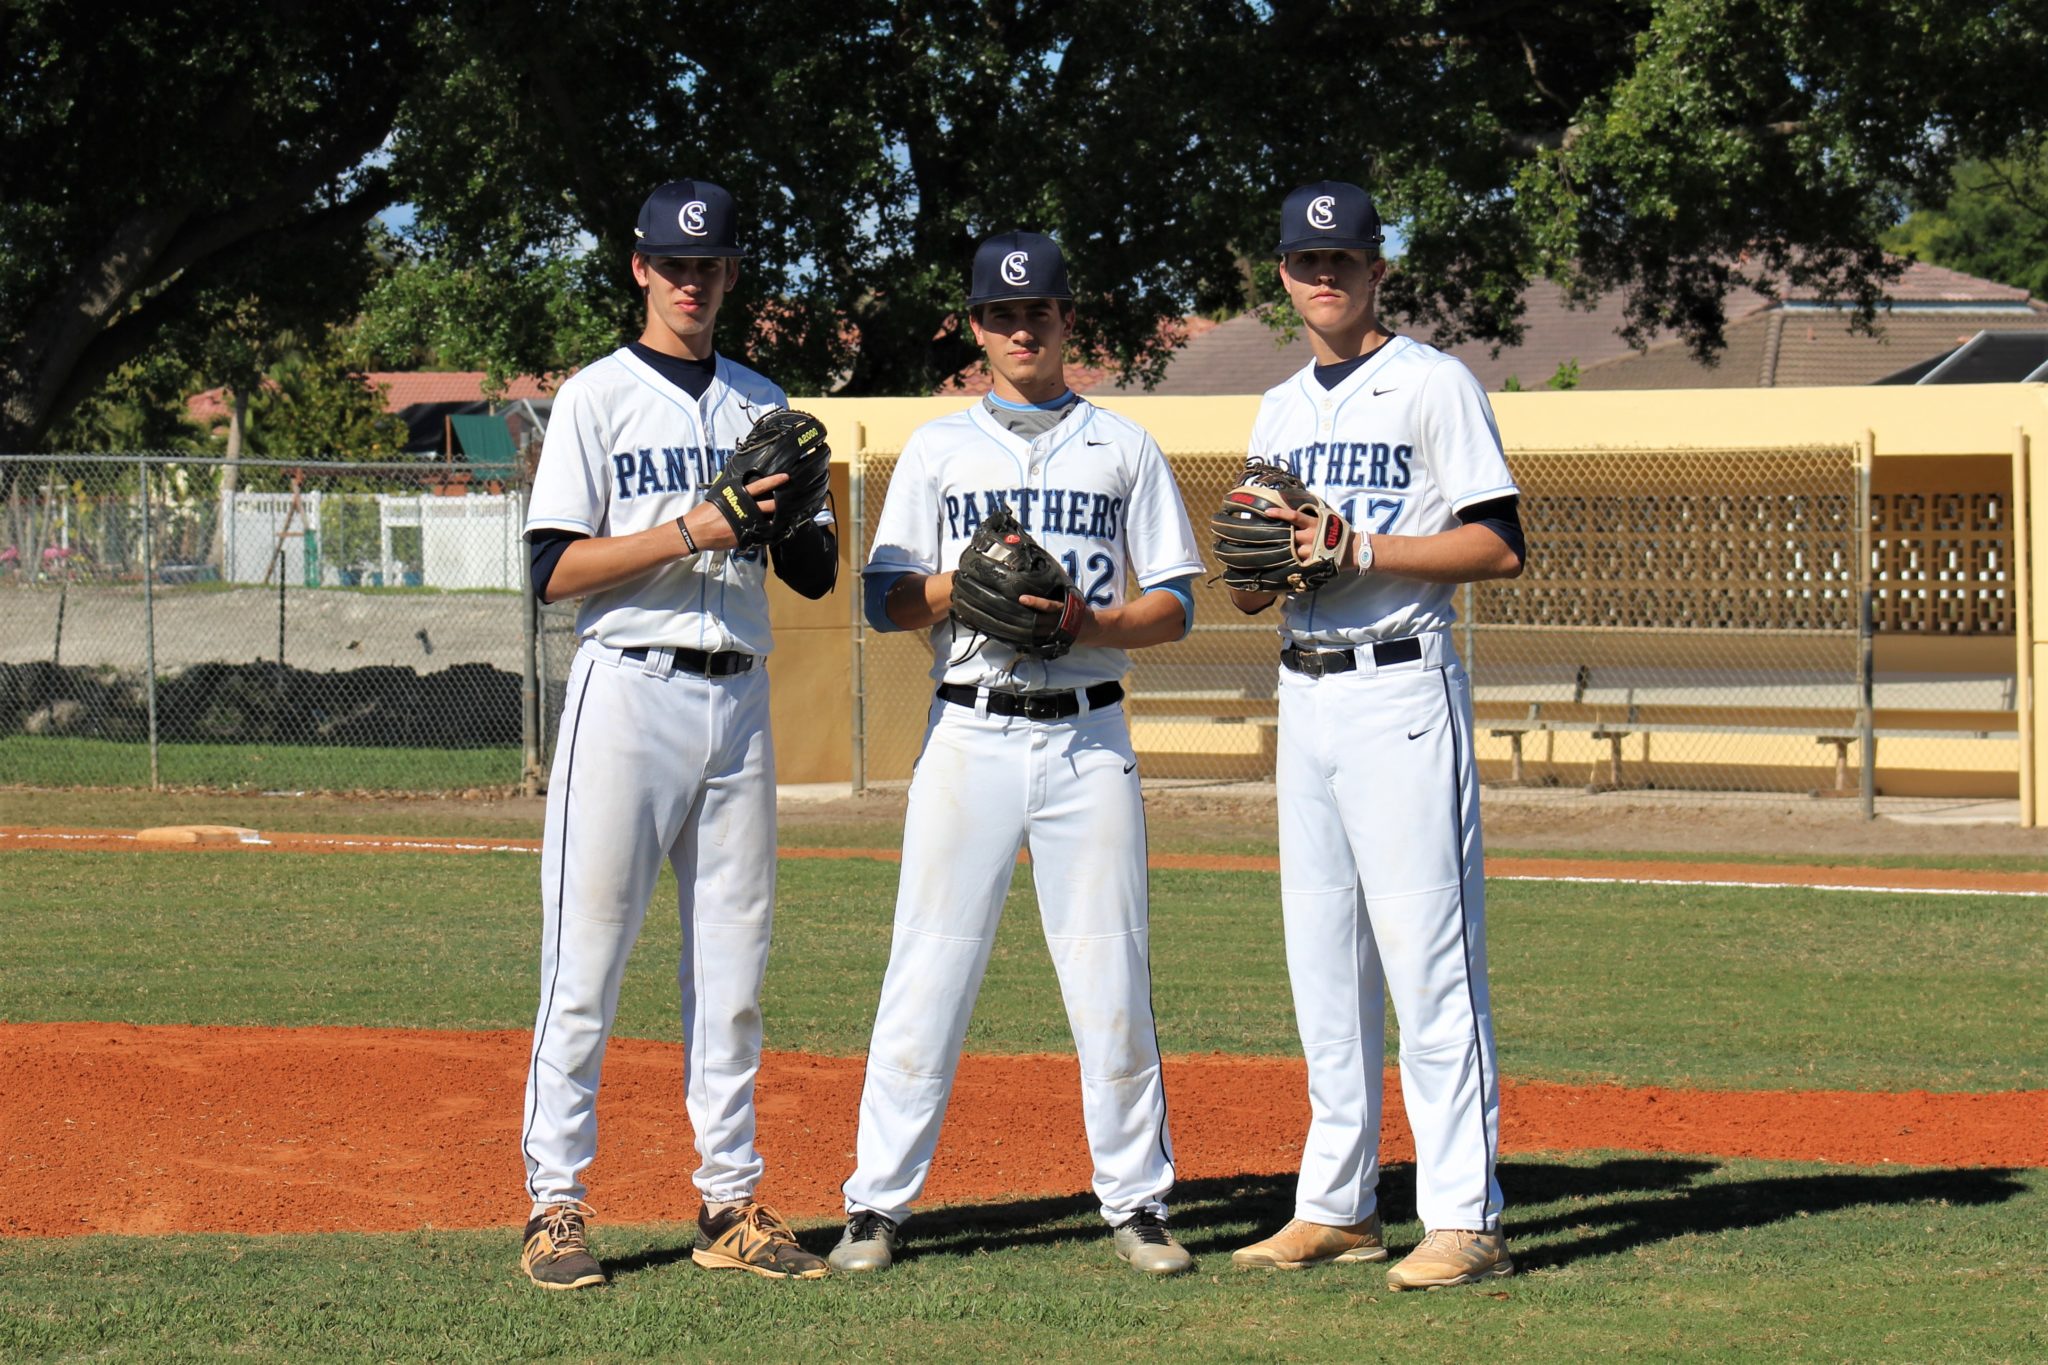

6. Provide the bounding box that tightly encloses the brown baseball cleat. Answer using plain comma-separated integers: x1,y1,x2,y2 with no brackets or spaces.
521,1201,607,1290
692,1201,830,1279
1232,1213,1388,1270
1385,1228,1514,1290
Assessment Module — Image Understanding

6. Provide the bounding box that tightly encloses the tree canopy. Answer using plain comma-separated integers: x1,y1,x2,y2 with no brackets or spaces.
1885,136,2048,298
6,0,2046,451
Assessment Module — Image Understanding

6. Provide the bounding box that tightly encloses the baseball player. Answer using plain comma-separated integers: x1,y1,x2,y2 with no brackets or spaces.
1222,181,1526,1288
516,179,839,1289
827,231,1205,1276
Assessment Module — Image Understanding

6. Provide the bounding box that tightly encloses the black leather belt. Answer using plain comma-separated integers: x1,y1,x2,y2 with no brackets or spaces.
936,680,1123,720
619,645,756,677
1281,636,1424,677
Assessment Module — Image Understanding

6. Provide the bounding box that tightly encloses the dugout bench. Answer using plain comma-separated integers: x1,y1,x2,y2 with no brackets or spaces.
1477,664,2018,793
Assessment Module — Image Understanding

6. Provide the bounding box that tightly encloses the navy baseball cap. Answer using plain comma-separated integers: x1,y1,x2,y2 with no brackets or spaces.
966,231,1074,306
1276,181,1384,256
634,179,747,257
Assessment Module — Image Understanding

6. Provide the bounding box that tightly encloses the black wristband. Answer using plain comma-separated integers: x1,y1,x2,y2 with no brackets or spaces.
676,516,698,556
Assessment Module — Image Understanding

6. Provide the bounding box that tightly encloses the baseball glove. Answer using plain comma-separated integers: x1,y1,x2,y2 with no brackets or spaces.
1208,460,1353,592
949,502,1086,660
706,407,833,547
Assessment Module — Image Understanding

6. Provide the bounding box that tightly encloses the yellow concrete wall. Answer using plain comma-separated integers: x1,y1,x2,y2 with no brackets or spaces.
769,384,2046,803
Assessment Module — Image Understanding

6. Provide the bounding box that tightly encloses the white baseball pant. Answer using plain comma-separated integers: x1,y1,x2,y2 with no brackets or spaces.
843,692,1176,1226
1274,631,1504,1231
522,640,778,1215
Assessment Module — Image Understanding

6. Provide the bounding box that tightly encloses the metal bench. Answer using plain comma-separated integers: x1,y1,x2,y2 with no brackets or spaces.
1482,665,2017,792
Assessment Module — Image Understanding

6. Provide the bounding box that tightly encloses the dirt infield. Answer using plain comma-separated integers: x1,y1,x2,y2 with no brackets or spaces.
5,1023,2042,1239
6,826,2045,895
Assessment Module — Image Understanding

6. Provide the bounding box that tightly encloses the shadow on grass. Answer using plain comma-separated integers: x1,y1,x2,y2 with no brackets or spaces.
604,1157,2027,1278
1498,1157,2029,1271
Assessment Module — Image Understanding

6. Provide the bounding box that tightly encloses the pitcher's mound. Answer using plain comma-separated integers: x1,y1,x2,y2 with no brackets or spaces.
135,825,261,846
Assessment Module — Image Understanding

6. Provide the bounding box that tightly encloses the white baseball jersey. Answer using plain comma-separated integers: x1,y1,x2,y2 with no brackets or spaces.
1247,334,1517,643
526,347,826,657
864,400,1204,688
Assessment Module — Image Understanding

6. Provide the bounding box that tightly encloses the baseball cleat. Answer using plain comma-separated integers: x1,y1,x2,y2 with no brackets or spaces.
827,1209,900,1273
1385,1228,1514,1290
1231,1214,1388,1270
521,1201,606,1290
692,1202,830,1279
1112,1210,1193,1276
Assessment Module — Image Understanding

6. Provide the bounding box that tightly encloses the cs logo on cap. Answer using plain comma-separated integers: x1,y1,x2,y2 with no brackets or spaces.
1306,196,1337,230
1000,251,1031,286
680,201,709,236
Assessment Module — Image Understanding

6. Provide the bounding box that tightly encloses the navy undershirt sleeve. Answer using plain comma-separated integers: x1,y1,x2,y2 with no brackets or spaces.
527,528,587,602
1456,495,1525,563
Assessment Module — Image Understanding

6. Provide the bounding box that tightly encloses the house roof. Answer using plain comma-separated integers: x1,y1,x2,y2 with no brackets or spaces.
187,371,560,446
940,317,1222,396
960,258,2042,397
366,371,559,406
1575,304,2048,389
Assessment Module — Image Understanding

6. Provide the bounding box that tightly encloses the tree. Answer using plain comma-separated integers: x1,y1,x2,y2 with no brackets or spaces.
1884,138,2048,297
350,251,624,394
0,0,428,454
8,1,2047,441
239,328,412,480
388,1,2048,393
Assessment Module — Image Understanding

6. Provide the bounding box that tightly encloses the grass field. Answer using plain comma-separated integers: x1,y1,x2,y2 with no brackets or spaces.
3,1158,2038,1362
6,850,2044,1089
2,826,2045,1360
0,737,521,793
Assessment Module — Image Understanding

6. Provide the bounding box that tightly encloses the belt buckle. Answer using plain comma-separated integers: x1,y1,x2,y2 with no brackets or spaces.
1022,693,1061,720
1290,649,1325,678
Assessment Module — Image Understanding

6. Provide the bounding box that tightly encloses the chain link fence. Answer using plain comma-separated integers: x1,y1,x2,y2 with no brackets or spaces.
853,442,2019,800
0,454,536,792
1,439,2017,801
1468,446,1863,795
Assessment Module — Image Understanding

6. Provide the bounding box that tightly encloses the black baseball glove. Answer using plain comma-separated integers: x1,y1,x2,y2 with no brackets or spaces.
949,502,1086,660
1208,460,1353,592
705,407,833,548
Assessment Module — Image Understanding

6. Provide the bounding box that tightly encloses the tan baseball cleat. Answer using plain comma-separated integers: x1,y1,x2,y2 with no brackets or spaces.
1385,1228,1514,1290
521,1201,607,1290
692,1201,830,1279
1231,1214,1388,1269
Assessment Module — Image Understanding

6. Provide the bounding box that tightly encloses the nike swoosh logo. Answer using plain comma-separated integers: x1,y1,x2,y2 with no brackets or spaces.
1373,387,1398,396
1087,438,1113,447
1123,760,1138,773
1407,724,1436,740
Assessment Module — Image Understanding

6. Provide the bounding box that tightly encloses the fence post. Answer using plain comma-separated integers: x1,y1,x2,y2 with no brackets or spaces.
1858,431,1875,820
518,487,542,796
848,428,868,796
2015,427,2035,828
140,453,160,789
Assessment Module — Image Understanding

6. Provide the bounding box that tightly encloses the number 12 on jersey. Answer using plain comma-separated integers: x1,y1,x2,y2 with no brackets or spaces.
1060,550,1117,607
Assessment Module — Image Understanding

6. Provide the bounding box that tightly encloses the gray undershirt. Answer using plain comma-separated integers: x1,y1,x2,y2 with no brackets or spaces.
981,392,1081,441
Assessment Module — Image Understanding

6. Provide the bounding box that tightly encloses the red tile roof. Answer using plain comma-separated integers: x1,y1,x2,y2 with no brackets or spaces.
364,371,559,407
187,371,559,430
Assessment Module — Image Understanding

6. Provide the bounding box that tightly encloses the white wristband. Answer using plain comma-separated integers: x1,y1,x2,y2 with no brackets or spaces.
1354,532,1374,575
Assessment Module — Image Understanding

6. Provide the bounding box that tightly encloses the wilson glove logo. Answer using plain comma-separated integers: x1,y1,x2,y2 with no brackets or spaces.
1000,251,1030,286
680,201,709,236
